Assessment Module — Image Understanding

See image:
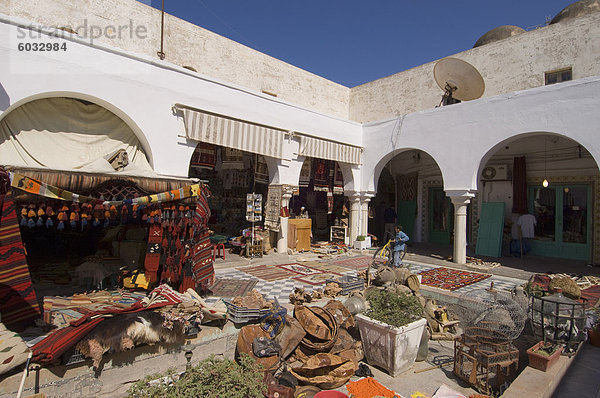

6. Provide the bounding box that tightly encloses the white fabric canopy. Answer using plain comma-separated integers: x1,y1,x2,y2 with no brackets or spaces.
0,97,153,175
298,135,362,165
182,107,285,159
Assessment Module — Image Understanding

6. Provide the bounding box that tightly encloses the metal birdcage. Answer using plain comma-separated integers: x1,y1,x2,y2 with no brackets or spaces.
530,288,586,355
455,284,527,341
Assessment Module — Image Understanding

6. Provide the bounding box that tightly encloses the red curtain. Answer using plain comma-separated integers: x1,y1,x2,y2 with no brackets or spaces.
512,156,528,214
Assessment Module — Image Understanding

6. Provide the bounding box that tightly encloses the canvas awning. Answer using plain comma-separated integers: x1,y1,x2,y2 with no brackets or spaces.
181,106,286,159
298,135,362,165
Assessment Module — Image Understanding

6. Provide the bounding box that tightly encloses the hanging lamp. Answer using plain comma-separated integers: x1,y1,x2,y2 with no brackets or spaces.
542,137,549,188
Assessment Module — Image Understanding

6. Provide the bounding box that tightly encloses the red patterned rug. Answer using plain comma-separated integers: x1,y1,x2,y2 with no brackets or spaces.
239,264,297,282
418,267,491,291
294,272,341,286
332,256,372,270
276,263,322,276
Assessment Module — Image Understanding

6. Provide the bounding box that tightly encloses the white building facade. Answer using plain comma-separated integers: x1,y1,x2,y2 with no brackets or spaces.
1,0,599,264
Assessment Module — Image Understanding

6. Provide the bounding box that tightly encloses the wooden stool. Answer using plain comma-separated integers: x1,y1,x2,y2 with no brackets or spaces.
212,243,226,261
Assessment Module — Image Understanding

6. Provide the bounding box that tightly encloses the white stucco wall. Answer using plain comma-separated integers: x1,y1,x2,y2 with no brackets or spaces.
0,0,350,119
361,76,600,193
0,17,362,181
350,12,600,123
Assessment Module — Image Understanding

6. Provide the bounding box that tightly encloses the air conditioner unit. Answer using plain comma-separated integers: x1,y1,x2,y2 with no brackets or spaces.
481,165,508,181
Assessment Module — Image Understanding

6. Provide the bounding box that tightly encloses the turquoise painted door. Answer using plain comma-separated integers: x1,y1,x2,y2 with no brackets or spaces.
429,188,453,245
397,200,417,240
528,184,591,261
475,202,505,258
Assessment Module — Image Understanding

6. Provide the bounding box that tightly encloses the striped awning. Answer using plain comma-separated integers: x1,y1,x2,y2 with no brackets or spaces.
298,135,362,165
182,108,285,159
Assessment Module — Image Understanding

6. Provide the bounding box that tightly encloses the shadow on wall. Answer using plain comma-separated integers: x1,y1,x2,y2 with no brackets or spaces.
0,83,9,112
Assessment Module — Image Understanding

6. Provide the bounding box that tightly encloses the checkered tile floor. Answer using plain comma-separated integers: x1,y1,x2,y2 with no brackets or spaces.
203,258,526,305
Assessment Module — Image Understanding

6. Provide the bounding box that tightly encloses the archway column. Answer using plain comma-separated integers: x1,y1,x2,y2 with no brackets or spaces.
447,190,475,265
348,192,362,243
277,186,295,253
360,192,375,241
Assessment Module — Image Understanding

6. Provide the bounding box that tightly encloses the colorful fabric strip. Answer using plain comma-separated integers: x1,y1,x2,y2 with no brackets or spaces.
10,172,202,206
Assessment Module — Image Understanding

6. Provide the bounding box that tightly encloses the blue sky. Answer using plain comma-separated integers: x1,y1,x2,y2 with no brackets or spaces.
144,0,575,87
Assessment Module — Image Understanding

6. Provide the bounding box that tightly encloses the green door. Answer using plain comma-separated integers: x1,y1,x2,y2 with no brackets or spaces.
397,200,417,240
527,184,591,261
475,202,505,258
428,187,453,245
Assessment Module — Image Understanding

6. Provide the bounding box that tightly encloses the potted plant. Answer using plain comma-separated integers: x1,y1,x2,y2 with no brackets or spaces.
355,289,426,376
353,235,371,250
526,341,563,372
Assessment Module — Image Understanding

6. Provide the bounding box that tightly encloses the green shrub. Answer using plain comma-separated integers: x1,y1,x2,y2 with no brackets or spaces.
127,354,265,398
364,289,423,328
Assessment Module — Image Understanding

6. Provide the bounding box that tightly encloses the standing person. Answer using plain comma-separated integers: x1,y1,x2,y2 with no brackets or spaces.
384,204,397,242
393,225,409,267
375,201,386,244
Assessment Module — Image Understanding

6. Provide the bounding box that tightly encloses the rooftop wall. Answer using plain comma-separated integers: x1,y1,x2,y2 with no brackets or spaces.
349,12,600,123
1,0,350,119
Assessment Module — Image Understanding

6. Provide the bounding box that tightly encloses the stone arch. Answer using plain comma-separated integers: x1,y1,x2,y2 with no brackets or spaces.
0,91,154,167
474,131,600,190
370,147,446,194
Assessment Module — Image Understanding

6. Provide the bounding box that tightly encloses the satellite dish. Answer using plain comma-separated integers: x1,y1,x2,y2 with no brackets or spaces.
434,58,485,105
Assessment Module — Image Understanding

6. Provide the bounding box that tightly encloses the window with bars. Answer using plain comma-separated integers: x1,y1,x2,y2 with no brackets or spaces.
545,67,572,85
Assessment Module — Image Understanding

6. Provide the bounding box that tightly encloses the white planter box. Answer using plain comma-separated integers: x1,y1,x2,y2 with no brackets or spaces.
353,237,371,250
355,314,426,376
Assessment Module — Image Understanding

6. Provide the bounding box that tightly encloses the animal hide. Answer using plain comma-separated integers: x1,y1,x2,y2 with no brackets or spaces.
76,311,184,368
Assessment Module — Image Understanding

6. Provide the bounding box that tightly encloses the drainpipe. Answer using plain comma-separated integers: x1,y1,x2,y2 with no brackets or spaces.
157,0,166,60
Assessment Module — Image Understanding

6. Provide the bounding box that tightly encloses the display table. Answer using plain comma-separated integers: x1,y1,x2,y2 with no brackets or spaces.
288,218,312,251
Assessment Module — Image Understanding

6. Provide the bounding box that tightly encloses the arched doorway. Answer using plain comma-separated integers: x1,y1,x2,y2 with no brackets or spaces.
0,96,152,172
188,143,271,240
292,157,345,241
476,133,600,262
371,149,449,247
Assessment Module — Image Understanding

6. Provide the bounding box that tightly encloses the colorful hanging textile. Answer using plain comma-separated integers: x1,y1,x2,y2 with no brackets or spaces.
10,172,202,205
0,191,41,330
144,224,163,283
191,187,214,289
221,148,244,170
327,190,334,214
254,155,270,185
333,162,344,195
190,142,217,170
299,158,312,188
264,185,282,231
312,159,331,192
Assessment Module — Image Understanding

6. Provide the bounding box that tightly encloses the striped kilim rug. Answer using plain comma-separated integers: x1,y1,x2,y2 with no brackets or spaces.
0,192,40,330
418,267,491,291
332,256,372,270
239,264,298,282
294,272,341,286
277,263,322,275
209,278,258,298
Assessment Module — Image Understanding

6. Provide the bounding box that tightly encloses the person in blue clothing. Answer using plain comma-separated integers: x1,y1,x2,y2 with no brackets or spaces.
393,225,409,267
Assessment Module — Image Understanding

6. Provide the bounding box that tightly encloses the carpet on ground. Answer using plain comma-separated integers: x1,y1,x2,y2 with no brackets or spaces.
332,256,372,270
239,264,297,282
418,267,491,291
305,262,352,274
209,278,258,298
294,272,341,286
277,263,322,276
